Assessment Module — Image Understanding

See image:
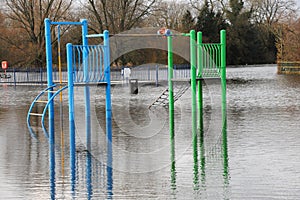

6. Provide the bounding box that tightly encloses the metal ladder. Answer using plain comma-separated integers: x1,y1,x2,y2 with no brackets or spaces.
27,84,68,138
148,79,190,109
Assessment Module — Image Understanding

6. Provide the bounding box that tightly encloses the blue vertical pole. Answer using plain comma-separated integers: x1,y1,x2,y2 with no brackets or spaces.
45,19,56,189
67,43,76,192
104,30,112,142
81,19,91,150
104,30,112,143
104,31,113,198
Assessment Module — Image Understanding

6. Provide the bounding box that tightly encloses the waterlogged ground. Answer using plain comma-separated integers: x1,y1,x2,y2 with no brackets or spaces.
0,65,300,199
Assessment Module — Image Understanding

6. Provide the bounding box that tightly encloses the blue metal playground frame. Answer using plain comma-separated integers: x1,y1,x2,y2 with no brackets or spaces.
46,18,111,169
27,19,112,180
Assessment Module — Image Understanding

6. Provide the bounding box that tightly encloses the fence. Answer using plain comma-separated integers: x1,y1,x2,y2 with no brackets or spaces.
0,65,191,85
277,61,300,75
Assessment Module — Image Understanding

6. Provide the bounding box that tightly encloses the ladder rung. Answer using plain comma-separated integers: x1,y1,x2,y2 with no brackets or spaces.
45,90,57,93
29,113,43,116
35,100,48,103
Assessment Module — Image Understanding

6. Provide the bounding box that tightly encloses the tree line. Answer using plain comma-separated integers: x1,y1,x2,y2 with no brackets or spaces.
0,0,299,68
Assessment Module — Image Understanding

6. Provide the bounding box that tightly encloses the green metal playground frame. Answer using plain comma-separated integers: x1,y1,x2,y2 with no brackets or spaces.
167,30,227,145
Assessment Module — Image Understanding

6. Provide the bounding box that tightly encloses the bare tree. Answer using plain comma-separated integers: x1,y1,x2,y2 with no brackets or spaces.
247,0,298,62
250,0,297,25
83,0,157,34
3,0,73,67
145,0,189,29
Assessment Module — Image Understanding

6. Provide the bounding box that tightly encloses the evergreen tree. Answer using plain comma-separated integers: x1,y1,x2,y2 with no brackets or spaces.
181,10,195,33
226,0,256,64
195,0,227,42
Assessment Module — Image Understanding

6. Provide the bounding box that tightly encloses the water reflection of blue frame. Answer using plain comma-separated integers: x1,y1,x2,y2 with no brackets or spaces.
50,140,113,199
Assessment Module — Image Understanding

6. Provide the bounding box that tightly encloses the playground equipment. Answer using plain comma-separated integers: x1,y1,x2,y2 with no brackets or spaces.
27,19,112,183
158,30,227,189
148,30,227,141
26,19,226,196
26,21,226,153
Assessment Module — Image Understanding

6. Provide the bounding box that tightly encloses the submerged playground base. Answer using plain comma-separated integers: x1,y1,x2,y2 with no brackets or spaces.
27,18,227,192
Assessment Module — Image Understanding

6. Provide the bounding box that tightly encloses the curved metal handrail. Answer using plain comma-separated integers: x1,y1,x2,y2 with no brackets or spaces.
41,85,69,136
27,85,56,138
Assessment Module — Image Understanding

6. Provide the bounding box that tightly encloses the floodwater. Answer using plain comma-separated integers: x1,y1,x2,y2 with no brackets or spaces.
0,65,300,199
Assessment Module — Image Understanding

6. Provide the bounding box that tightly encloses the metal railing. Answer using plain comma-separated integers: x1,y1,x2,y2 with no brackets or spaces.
72,45,106,83
198,43,222,78
0,65,192,85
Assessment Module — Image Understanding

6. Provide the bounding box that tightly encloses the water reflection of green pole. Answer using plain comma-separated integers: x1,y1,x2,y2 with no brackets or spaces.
222,128,229,182
199,128,206,186
193,134,199,190
170,137,176,191
193,128,207,191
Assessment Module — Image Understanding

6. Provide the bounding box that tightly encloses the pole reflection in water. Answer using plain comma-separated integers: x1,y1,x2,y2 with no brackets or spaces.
106,141,113,199
199,129,206,187
50,139,56,200
193,128,206,191
193,126,229,196
86,151,92,199
67,133,113,199
193,129,199,190
86,108,93,200
222,128,229,197
170,136,176,191
71,147,76,198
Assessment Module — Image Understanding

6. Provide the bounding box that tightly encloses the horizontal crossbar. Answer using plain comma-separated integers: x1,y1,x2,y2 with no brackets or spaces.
50,21,83,26
86,34,105,38
109,33,186,37
172,77,220,82
74,82,107,86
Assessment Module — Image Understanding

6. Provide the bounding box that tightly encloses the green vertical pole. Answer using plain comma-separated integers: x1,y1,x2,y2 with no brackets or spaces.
196,28,206,179
168,35,174,139
220,30,228,179
220,30,227,146
197,32,203,133
167,34,176,193
190,30,197,148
